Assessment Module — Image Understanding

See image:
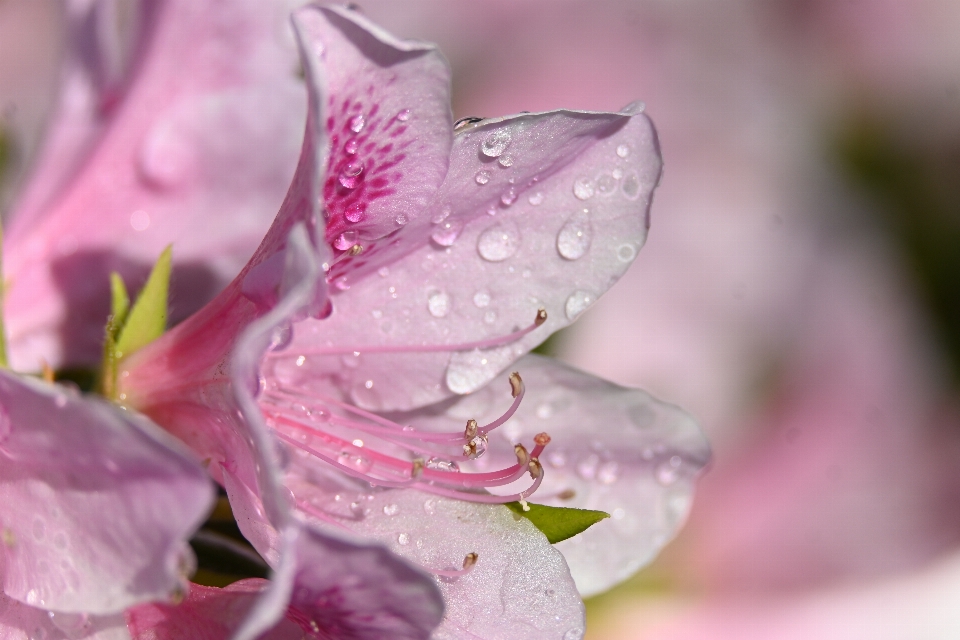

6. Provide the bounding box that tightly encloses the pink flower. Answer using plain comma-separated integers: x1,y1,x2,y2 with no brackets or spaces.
2,0,307,372
113,5,709,639
0,368,214,638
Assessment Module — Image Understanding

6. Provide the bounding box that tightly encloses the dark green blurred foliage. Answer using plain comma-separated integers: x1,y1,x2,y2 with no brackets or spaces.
837,111,960,384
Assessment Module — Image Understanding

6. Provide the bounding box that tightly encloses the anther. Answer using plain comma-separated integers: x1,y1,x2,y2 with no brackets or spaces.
528,458,543,480
464,419,478,439
509,372,523,398
514,443,530,466
454,116,484,131
557,489,576,500
534,308,547,327
348,244,363,256
462,552,479,570
534,432,551,446
411,458,424,479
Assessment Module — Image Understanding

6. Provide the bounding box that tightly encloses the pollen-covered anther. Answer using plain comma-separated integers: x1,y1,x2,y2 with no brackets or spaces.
528,458,543,480
348,243,363,256
411,458,424,479
533,432,551,446
509,372,523,398
462,552,479,571
534,307,548,327
514,443,530,466
464,419,478,440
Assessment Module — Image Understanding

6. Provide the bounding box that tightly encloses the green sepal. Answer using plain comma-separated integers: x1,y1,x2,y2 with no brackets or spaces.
114,245,171,358
100,246,171,398
504,502,610,544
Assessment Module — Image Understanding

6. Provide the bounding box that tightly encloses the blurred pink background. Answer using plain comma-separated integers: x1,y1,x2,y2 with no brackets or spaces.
4,1,960,638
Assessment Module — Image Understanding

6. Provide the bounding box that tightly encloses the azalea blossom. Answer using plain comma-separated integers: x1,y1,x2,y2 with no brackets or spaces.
0,368,214,639
108,5,709,639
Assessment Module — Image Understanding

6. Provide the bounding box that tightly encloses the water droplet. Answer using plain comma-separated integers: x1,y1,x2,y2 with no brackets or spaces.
129,209,150,231
564,290,594,320
483,310,497,324
432,206,452,224
498,154,514,167
349,113,365,133
345,202,364,223
473,291,491,307
475,170,491,185
397,532,410,545
556,211,592,260
345,138,359,154
596,173,618,195
481,129,511,157
395,212,408,226
334,231,359,250
463,434,489,460
426,457,460,472
378,267,390,277
563,627,585,640
500,187,518,206
573,177,595,200
621,171,641,199
617,243,637,263
431,220,463,246
338,160,364,188
597,461,620,484
427,290,451,317
528,192,544,205
396,108,411,121
477,223,521,262
269,323,293,351
616,144,630,158
612,168,624,179
382,503,399,516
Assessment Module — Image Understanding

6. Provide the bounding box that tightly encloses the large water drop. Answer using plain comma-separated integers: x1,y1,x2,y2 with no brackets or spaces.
427,290,451,317
477,223,521,261
556,211,592,260
481,129,511,157
564,290,594,320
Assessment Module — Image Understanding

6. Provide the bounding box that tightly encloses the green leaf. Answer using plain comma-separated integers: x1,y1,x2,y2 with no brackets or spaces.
114,245,172,359
505,501,609,544
110,272,130,331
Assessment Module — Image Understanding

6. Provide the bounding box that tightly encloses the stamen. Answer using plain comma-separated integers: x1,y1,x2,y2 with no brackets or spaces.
323,243,364,272
509,372,523,398
464,419,478,439
269,308,547,357
425,552,479,578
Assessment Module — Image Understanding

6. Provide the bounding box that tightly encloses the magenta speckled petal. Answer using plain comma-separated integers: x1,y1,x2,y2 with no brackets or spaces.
0,371,213,615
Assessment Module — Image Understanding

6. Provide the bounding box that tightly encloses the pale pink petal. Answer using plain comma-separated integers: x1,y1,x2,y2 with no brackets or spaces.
384,354,709,597
295,5,452,249
0,371,214,615
0,593,130,640
289,474,586,640
5,0,306,370
278,106,660,411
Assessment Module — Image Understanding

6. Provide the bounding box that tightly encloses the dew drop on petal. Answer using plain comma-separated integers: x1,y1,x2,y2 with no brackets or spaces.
500,187,518,206
397,532,410,545
349,113,365,133
395,212,408,226
612,168,624,179
484,310,497,324
481,129,511,157
334,231,358,250
446,346,514,394
616,144,630,158
573,177,595,200
621,171,642,200
475,170,491,185
617,243,637,263
564,627,585,640
556,211,592,260
596,173,618,195
345,138,359,154
427,290,451,317
473,291,491,307
564,290,594,320
396,108,411,121
338,160,364,189
477,223,521,262
431,220,463,246
498,154,514,167
432,206,451,224
382,503,399,516
528,191,544,206
345,203,364,223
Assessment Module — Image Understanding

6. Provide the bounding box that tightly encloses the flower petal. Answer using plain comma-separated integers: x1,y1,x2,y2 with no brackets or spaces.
294,5,452,251
394,354,710,597
0,593,130,640
0,371,214,615
5,0,307,370
280,106,661,411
